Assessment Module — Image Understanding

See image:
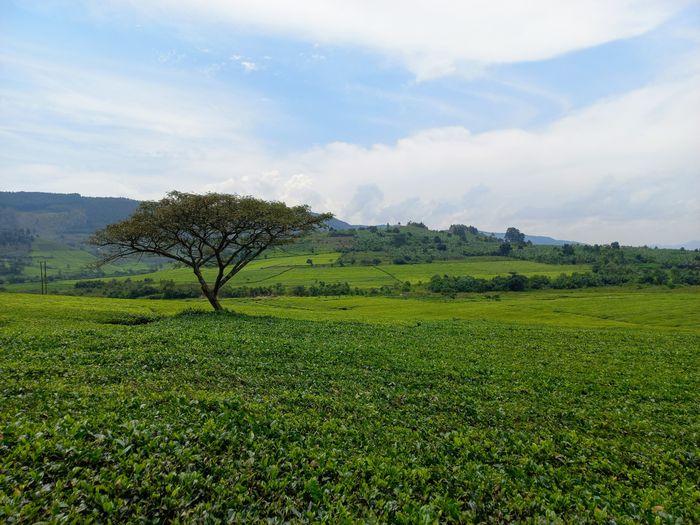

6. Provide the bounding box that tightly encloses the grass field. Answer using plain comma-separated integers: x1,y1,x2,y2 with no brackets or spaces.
7,254,590,293
1,289,698,522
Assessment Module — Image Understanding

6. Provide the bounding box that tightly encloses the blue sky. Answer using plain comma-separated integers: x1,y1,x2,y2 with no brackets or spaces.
1,1,699,244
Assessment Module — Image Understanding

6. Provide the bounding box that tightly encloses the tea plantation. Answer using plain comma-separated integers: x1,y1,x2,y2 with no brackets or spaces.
1,291,698,522
5,254,590,294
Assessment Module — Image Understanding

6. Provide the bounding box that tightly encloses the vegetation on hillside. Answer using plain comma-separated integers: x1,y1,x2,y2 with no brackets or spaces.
2,193,698,299
0,191,140,236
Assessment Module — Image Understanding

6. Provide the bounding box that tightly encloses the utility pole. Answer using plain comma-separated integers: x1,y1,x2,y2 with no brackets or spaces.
39,261,47,295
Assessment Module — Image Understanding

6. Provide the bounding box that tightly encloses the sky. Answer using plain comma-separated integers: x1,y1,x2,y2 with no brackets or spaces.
1,1,699,245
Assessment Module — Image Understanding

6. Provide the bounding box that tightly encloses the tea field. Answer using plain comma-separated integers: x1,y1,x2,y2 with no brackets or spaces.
6,254,589,294
0,289,698,522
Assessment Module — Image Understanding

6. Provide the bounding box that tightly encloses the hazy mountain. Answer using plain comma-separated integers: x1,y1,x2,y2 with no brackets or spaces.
0,192,139,236
0,191,359,237
481,231,579,246
325,217,359,230
655,241,700,250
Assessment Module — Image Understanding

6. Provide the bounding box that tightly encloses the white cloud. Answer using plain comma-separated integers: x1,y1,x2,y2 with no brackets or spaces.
2,31,698,245
205,68,700,245
102,0,690,79
0,51,258,140
0,49,270,198
229,54,260,72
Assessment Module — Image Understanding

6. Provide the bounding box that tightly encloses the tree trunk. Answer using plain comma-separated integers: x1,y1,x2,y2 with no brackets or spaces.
202,286,223,311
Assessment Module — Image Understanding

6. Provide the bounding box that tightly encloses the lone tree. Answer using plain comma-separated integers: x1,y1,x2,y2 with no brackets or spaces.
504,227,525,245
91,191,332,310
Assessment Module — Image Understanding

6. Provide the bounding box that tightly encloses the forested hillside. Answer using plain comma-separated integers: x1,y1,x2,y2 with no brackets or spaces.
0,192,356,237
0,192,140,237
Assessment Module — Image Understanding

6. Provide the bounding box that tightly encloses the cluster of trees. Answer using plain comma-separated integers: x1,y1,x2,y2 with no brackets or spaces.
511,240,699,267
504,227,526,245
74,279,200,299
71,278,414,299
428,266,700,294
0,228,35,277
448,224,480,239
0,259,30,279
223,282,356,298
289,282,353,296
225,280,413,298
0,228,34,247
428,273,530,293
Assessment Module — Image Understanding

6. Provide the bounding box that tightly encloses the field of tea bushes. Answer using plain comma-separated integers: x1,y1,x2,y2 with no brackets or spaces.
1,291,698,522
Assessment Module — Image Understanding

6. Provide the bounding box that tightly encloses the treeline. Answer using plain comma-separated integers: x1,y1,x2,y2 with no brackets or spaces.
228,282,355,297
0,228,35,277
71,279,412,299
0,228,34,247
0,259,30,277
507,239,699,267
66,264,700,300
75,279,200,299
428,266,700,294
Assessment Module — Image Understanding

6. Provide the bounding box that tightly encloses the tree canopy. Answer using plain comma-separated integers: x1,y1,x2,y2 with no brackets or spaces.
91,191,332,310
504,227,525,245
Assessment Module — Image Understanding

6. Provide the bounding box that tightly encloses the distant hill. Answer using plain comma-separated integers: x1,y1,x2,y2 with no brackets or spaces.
0,191,358,238
325,217,359,230
481,231,578,246
0,192,140,236
655,241,700,250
